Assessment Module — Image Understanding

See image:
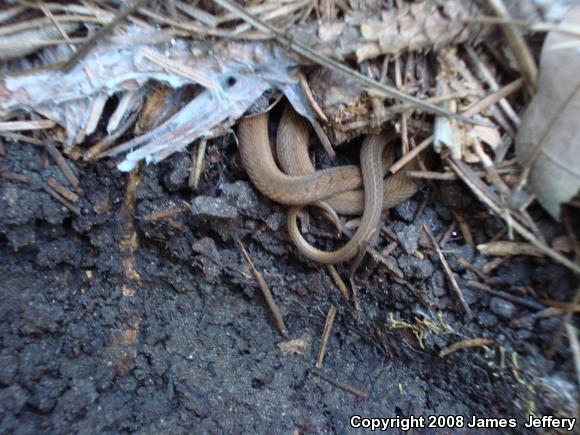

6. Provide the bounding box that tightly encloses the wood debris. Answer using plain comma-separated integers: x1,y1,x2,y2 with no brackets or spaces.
316,305,337,369
277,333,311,357
237,238,289,339
439,338,494,358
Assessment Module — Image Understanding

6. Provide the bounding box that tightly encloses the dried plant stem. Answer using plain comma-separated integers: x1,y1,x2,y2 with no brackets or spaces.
237,239,289,339
211,0,477,124
389,136,432,174
439,338,494,357
37,0,76,54
462,17,580,39
326,265,349,300
565,323,580,388
448,158,580,275
424,225,474,319
189,139,207,190
467,280,546,311
62,0,146,72
316,305,336,368
43,184,80,215
0,120,56,131
311,367,369,399
47,178,79,202
44,142,79,189
486,0,538,89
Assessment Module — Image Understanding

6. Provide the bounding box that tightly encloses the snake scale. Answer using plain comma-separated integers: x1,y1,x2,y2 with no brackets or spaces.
237,105,419,264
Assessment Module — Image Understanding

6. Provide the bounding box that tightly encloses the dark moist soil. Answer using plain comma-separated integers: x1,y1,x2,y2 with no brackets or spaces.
0,137,578,434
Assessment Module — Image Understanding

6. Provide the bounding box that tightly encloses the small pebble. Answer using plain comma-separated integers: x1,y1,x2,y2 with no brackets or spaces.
190,196,238,219
489,297,516,319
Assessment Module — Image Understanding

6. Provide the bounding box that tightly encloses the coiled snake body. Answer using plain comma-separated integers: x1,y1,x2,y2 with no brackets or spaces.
237,105,418,264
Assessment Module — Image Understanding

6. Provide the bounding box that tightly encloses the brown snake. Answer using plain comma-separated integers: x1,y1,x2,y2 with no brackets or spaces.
237,105,419,264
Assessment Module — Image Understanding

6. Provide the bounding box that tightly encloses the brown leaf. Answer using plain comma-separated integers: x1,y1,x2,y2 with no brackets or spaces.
515,6,580,220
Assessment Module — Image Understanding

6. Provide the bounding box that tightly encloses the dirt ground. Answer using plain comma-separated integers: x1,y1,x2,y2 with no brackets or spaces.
0,131,578,434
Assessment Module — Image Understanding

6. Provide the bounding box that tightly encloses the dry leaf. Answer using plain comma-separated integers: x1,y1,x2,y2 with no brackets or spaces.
515,6,580,220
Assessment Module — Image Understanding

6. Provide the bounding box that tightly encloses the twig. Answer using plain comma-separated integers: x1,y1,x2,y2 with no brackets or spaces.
47,177,79,202
439,221,458,248
381,241,398,257
299,72,328,123
395,56,409,154
547,286,580,359
565,323,580,388
43,184,80,215
451,210,475,246
0,6,25,24
85,110,140,161
444,48,514,136
413,195,429,223
466,280,546,311
368,246,403,279
326,265,349,300
311,120,335,158
138,7,271,40
482,257,508,275
237,238,289,339
211,0,479,124
0,15,104,37
457,258,488,282
439,338,494,357
509,307,563,328
448,158,580,275
0,132,44,145
472,141,510,198
424,225,474,319
462,52,522,126
1,171,30,183
44,141,79,189
0,120,56,131
174,0,219,27
107,90,138,132
389,136,432,174
140,47,221,90
311,367,369,400
189,139,207,190
477,241,545,257
462,16,580,39
316,305,337,368
230,0,311,35
407,170,457,180
144,206,188,222
486,0,538,89
62,0,146,72
37,0,76,54
84,93,108,136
